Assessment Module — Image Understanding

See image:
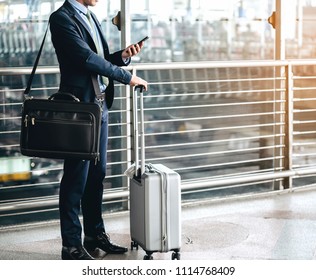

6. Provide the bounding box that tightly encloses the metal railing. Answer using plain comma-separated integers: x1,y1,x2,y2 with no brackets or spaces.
1,60,316,225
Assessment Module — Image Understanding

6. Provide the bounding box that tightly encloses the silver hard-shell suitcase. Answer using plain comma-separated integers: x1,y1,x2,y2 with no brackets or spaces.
129,86,181,260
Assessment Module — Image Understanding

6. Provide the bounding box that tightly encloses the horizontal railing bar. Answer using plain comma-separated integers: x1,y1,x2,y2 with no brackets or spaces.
0,66,60,75
108,122,128,127
293,120,316,124
293,99,316,103
0,130,20,135
181,167,316,190
293,130,316,135
142,111,284,124
0,207,60,218
108,134,129,140
145,122,284,137
1,59,316,77
0,102,23,107
292,163,316,169
293,86,316,91
142,100,283,111
1,179,58,191
0,116,20,121
148,148,282,163
182,167,280,184
143,88,283,98
166,145,279,158
129,60,288,70
293,76,316,80
0,190,129,214
293,141,316,146
0,144,19,149
172,156,283,172
146,135,282,150
294,109,316,113
294,152,316,157
183,179,277,196
147,77,279,86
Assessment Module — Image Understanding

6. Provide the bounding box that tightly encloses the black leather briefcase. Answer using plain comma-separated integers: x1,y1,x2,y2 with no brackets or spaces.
20,24,102,161
20,93,101,161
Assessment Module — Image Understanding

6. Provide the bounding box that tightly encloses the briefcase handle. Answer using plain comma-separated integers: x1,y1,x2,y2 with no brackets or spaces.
49,92,80,102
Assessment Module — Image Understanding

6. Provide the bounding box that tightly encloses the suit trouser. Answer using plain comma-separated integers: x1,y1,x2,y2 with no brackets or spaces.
59,108,108,247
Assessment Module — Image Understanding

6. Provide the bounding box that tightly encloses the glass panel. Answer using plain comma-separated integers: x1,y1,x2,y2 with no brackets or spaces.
130,0,276,62
291,1,316,58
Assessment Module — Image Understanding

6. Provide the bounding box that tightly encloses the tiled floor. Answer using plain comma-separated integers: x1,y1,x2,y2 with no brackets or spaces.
1,188,316,260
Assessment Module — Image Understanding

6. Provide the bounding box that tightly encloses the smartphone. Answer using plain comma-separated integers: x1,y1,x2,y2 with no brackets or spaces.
136,36,149,45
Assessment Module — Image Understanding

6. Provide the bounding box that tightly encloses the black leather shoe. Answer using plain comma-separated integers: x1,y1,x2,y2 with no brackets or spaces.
61,245,95,260
84,232,128,254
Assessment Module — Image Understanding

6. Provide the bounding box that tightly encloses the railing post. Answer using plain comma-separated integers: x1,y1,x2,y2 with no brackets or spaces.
273,0,289,190
284,63,294,190
275,0,285,61
120,0,131,47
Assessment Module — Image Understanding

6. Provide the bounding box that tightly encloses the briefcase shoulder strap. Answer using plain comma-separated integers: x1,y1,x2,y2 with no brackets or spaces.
24,23,50,97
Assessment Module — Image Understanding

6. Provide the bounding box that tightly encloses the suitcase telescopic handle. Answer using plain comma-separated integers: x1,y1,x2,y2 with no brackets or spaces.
133,85,146,177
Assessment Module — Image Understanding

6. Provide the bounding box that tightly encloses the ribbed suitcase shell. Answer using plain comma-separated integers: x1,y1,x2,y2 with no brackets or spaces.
130,164,181,259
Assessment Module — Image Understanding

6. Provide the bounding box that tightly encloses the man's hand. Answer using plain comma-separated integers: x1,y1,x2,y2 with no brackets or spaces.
130,75,148,91
122,41,144,59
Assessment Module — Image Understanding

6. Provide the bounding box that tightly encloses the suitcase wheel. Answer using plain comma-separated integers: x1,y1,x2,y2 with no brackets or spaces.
172,251,181,260
143,254,153,260
131,240,139,250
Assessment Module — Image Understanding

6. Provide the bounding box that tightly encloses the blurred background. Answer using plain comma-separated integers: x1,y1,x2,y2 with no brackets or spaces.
1,0,316,227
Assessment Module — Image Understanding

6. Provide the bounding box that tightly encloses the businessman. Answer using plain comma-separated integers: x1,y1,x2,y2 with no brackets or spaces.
49,0,148,260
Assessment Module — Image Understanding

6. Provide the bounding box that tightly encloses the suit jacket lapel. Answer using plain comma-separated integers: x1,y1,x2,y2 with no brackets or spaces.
74,12,92,36
63,1,109,58
63,1,95,48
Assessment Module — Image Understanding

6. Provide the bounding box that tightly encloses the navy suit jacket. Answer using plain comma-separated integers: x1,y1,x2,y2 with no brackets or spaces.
49,1,132,109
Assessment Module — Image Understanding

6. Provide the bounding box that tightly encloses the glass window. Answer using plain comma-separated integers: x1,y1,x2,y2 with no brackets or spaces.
130,0,277,62
1,0,316,66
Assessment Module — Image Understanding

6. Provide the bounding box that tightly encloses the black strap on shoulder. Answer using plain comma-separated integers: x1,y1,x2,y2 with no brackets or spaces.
24,23,50,96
